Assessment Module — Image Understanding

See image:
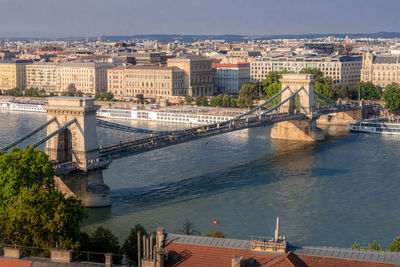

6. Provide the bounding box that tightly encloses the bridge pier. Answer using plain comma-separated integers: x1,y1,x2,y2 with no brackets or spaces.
44,97,111,207
55,170,110,207
270,119,324,142
317,109,362,126
270,74,325,142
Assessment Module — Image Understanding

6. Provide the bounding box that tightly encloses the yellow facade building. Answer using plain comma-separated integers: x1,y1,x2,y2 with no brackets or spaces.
0,60,30,91
108,65,185,99
167,56,216,97
361,53,400,87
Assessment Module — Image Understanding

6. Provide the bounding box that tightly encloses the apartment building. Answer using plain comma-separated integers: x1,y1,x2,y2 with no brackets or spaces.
26,62,59,92
251,55,362,86
167,56,216,97
361,52,400,87
0,60,31,90
108,65,185,99
212,63,250,95
56,62,114,95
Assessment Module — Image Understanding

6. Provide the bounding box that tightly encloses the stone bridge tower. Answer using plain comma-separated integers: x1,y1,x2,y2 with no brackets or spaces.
44,97,111,207
270,74,324,141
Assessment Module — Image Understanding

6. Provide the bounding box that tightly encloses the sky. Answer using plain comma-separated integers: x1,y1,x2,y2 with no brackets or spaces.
0,0,399,38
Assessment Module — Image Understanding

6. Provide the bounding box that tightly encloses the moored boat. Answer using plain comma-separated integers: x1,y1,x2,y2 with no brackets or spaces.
348,119,400,135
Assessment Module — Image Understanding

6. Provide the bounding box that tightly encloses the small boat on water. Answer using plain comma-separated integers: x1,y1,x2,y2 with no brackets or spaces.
348,119,400,135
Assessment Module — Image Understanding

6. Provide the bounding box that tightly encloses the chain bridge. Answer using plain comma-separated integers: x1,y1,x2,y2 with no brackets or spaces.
1,74,361,207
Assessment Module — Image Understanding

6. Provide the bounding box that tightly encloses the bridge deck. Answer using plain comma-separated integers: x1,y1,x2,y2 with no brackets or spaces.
99,105,357,160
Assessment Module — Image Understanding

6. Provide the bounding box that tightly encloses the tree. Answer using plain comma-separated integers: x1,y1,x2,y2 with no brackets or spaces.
230,98,237,107
195,96,203,106
81,226,121,254
0,147,86,250
210,94,223,107
201,96,209,106
75,90,83,97
122,224,150,266
264,82,281,108
24,87,40,97
181,217,200,235
222,95,230,107
332,84,350,99
389,237,400,252
96,92,114,101
300,68,336,100
185,95,194,105
204,231,224,238
382,82,400,114
239,82,258,108
4,87,23,97
352,82,381,100
67,83,77,93
237,97,246,108
136,94,145,104
195,96,208,106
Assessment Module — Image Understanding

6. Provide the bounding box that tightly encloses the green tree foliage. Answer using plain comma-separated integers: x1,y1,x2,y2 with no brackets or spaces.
352,82,381,100
4,87,23,97
222,95,230,107
264,81,281,108
389,237,400,252
382,82,400,114
204,231,225,238
351,238,400,252
136,94,145,104
185,95,194,104
239,82,258,108
62,83,82,97
0,147,86,249
122,224,150,266
96,92,114,101
332,84,350,99
237,97,246,108
195,96,208,106
300,68,336,100
80,226,121,254
209,94,223,107
24,87,40,97
75,90,83,97
181,217,200,235
262,71,291,107
230,98,237,107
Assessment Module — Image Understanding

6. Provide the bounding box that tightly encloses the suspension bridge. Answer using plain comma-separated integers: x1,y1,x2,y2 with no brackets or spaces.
1,74,360,207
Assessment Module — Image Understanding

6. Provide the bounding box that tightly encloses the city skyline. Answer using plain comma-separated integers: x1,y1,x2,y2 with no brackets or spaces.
1,0,399,38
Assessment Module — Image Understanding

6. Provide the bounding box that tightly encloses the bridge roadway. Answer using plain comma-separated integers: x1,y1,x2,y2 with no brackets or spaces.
99,112,305,159
99,104,356,160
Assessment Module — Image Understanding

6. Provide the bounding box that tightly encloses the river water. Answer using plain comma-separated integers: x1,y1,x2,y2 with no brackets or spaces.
1,111,399,248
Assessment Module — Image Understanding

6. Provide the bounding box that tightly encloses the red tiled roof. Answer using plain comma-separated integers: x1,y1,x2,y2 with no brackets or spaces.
164,242,279,267
263,252,306,267
0,259,32,267
163,242,397,267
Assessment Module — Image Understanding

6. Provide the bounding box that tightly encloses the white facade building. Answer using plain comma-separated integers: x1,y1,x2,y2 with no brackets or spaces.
56,62,114,95
213,63,250,95
250,55,362,86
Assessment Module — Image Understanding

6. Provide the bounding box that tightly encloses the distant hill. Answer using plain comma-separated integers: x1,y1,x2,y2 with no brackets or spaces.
101,32,400,42
3,32,400,42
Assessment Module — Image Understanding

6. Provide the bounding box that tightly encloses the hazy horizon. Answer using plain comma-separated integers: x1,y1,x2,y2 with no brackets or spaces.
1,0,399,38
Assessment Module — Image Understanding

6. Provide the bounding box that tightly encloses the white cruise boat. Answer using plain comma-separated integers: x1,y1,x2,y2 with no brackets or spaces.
348,120,400,135
98,108,234,125
0,99,46,113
